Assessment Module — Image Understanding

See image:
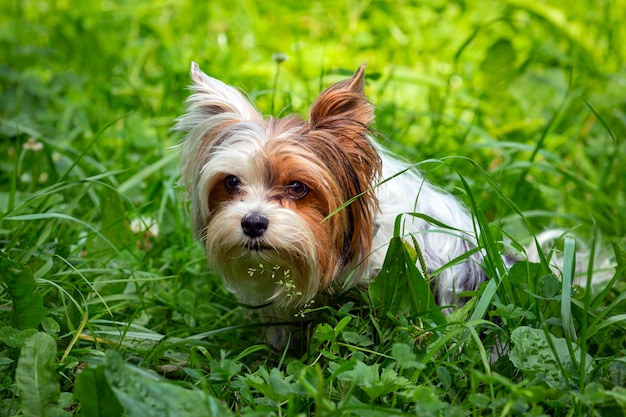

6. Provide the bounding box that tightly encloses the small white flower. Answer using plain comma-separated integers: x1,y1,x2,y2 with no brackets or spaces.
130,216,159,238
23,137,44,152
295,300,315,318
130,217,159,250
247,264,303,300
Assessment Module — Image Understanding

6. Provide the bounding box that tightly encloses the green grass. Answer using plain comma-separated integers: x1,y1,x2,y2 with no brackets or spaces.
1,0,625,416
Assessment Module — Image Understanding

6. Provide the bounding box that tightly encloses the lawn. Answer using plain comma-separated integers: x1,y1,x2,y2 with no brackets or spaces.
1,0,625,416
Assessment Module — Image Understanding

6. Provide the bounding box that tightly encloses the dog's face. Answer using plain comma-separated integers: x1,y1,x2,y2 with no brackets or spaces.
176,63,381,308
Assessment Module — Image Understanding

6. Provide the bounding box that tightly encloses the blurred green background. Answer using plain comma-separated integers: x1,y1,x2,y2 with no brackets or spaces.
2,0,625,235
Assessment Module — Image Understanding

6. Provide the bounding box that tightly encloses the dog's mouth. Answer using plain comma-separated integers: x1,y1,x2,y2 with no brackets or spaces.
244,239,272,252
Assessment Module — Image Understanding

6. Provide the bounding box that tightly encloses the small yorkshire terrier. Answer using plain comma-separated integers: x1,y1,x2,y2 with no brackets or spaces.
175,63,496,349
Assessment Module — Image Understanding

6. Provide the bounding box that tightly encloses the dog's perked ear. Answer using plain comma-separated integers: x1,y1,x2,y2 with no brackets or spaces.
174,63,262,183
175,62,262,133
175,63,264,239
308,64,374,129
305,64,380,183
303,65,382,275
305,64,379,181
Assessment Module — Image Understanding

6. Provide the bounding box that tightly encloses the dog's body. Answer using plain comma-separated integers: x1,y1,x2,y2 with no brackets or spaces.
372,145,487,305
175,63,498,349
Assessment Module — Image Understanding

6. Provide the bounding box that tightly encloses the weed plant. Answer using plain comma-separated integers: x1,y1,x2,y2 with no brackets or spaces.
1,1,625,416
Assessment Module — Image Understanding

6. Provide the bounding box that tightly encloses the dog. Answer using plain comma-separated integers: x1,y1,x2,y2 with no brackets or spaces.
174,62,607,351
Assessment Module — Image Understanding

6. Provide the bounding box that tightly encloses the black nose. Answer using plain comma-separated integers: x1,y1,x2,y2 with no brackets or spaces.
241,214,269,238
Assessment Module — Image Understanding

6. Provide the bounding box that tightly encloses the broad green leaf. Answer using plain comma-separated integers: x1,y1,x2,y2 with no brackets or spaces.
314,323,335,342
41,317,62,336
583,382,606,404
334,316,352,336
402,385,448,413
370,236,444,326
268,368,306,396
509,326,593,388
0,253,47,330
480,38,517,88
338,361,411,401
341,331,373,347
15,332,63,417
74,365,124,417
101,351,233,417
0,326,39,348
369,236,409,324
391,343,424,370
0,326,23,348
404,238,446,325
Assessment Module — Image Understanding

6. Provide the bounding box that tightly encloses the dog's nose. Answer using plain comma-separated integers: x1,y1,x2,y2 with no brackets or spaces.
241,214,269,238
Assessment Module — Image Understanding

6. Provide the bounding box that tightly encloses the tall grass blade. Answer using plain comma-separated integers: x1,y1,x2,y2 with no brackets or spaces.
561,237,577,340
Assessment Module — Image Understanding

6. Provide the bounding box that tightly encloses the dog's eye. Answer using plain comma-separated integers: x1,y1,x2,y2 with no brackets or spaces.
224,175,241,193
285,181,308,199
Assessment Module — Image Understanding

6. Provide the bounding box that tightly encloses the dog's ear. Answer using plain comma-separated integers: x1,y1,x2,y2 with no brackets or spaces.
309,64,374,128
305,65,381,276
176,62,261,132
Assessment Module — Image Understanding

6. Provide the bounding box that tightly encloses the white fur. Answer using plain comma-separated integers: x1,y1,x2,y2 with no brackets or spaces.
193,131,323,308
176,63,614,351
366,145,486,306
175,64,489,349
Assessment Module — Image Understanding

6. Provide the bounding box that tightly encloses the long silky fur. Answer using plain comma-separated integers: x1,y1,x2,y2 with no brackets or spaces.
175,62,613,351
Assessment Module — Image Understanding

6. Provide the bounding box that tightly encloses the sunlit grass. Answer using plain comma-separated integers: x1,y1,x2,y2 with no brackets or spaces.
1,0,625,416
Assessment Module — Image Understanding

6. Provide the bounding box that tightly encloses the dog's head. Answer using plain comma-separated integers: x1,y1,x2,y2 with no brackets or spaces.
175,63,381,308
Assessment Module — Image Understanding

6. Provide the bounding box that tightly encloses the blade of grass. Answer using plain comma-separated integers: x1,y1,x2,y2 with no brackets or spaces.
561,237,577,340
